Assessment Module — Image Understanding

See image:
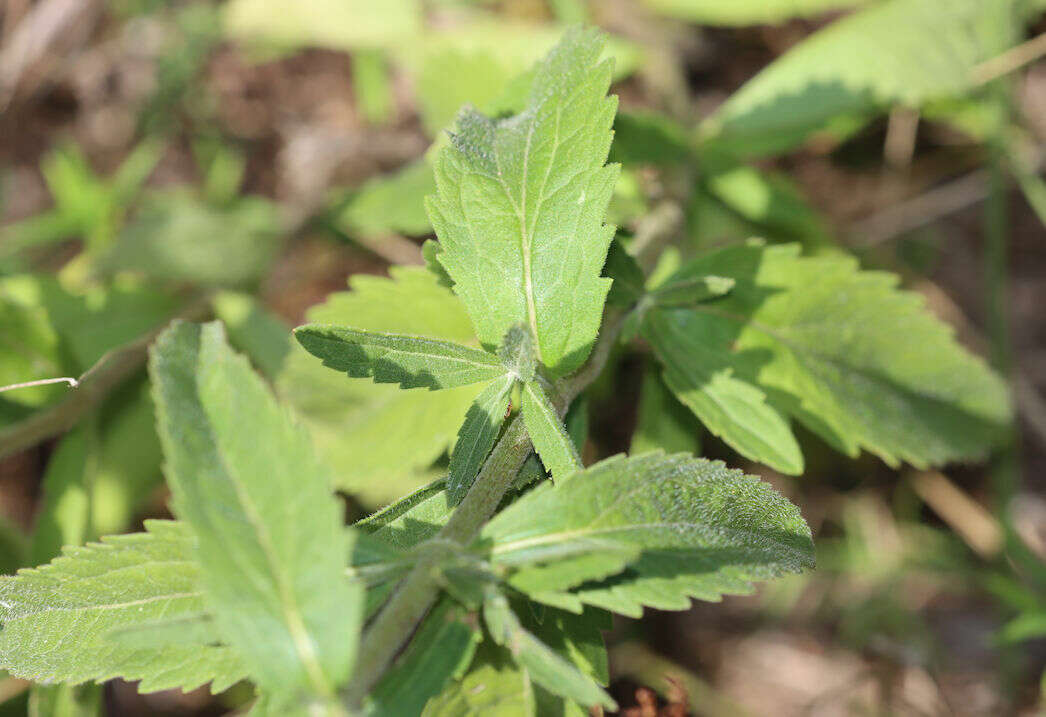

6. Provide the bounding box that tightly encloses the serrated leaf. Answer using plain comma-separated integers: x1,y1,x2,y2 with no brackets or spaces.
483,590,616,710
294,326,505,390
427,27,619,376
644,309,803,474
480,453,814,617
448,374,514,504
521,381,582,483
150,321,361,699
0,520,246,693
277,267,483,504
422,644,536,717
658,243,1012,468
643,0,867,25
364,599,481,717
505,543,641,605
705,0,1020,155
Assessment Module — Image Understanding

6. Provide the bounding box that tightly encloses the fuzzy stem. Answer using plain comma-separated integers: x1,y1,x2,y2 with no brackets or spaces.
345,310,624,703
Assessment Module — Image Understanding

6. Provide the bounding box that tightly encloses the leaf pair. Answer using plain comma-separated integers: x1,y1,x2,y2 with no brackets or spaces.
295,319,581,504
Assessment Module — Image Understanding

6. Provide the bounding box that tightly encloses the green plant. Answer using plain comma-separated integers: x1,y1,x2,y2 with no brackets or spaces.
0,26,1013,715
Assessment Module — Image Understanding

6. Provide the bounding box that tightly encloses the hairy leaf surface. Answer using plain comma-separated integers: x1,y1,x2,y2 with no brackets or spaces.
294,326,505,390
480,453,814,616
447,374,514,504
0,521,246,693
427,27,619,376
521,381,582,482
151,321,361,699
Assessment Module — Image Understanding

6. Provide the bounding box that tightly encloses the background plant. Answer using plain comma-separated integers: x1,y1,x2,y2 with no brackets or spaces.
0,1,1043,714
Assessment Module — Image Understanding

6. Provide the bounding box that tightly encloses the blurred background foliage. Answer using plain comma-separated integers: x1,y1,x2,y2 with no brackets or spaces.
0,0,1044,714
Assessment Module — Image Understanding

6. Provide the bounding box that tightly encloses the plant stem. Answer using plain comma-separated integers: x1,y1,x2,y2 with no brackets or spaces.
345,310,625,704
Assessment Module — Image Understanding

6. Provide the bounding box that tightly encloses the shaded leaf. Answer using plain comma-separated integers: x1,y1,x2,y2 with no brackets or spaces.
483,590,616,710
294,325,505,390
644,308,803,474
448,375,514,504
151,321,361,699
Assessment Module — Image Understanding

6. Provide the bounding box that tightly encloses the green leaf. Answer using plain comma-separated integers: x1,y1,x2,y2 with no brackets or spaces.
704,0,1021,155
224,0,421,51
602,239,645,308
397,21,639,137
365,599,481,716
28,684,100,717
211,292,291,379
521,606,610,686
609,111,691,167
294,325,506,390
480,453,814,617
651,274,735,307
355,477,454,550
658,243,1012,468
522,381,582,483
422,644,536,717
0,520,246,693
150,321,362,699
31,380,164,561
105,191,281,288
277,268,483,504
427,27,620,376
422,239,454,289
0,276,65,414
448,375,514,504
483,589,616,710
334,159,437,239
644,308,803,474
630,367,701,456
643,0,867,25
701,164,833,247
